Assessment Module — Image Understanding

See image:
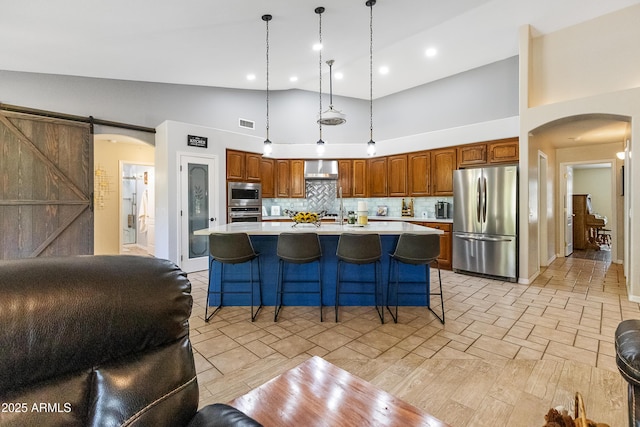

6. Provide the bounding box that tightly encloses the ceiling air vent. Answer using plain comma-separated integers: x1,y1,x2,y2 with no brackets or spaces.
239,118,255,130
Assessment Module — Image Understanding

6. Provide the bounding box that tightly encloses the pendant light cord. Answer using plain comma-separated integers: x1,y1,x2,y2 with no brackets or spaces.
262,14,272,146
369,1,374,142
316,7,324,142
265,16,270,141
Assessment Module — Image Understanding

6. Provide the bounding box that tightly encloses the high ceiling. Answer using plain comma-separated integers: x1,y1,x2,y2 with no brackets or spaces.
1,0,638,100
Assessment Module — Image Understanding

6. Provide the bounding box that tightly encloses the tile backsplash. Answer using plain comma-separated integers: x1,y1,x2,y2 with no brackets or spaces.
263,194,453,219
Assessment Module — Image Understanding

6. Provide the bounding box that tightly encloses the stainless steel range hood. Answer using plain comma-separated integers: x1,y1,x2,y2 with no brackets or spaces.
304,160,338,180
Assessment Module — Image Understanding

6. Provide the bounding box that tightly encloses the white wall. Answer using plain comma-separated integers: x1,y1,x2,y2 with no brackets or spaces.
573,167,613,222
154,121,263,265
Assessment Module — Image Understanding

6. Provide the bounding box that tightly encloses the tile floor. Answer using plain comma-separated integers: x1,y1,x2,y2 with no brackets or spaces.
186,251,635,426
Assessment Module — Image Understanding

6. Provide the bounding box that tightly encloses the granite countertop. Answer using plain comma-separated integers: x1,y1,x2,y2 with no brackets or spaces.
194,221,444,236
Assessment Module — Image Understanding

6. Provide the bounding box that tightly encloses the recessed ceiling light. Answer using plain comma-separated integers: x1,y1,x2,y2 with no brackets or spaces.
313,43,322,51
246,74,256,81
334,72,343,80
289,76,298,82
379,66,389,75
425,47,437,58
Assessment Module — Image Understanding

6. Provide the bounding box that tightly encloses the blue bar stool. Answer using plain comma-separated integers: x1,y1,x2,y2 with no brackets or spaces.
206,232,263,322
387,233,445,324
274,232,323,322
335,233,384,323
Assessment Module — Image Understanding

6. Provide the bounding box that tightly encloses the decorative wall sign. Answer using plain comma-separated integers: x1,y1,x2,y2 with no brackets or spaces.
187,135,208,148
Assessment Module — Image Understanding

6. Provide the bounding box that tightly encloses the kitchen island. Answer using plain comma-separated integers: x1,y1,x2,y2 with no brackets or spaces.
194,221,443,310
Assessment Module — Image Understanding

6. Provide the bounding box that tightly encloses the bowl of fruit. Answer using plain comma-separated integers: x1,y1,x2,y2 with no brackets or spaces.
284,209,326,227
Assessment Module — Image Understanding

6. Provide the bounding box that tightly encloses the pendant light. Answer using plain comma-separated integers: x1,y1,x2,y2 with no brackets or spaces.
262,14,273,156
366,0,376,156
315,7,326,155
319,59,346,126
315,7,346,127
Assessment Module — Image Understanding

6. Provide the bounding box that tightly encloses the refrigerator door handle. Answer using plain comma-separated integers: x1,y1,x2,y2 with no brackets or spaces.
476,177,482,222
455,233,514,243
482,176,487,223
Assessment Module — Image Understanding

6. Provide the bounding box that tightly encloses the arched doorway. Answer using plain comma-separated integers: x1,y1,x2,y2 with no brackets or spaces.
528,113,629,271
94,134,155,255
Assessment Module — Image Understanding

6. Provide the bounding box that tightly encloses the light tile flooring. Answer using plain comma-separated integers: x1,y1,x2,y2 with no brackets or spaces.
187,253,635,426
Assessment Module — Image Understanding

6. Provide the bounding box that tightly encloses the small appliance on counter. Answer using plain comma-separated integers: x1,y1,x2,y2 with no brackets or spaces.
436,201,451,219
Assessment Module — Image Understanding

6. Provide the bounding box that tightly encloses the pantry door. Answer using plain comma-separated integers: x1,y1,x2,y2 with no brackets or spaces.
179,154,218,272
0,110,93,259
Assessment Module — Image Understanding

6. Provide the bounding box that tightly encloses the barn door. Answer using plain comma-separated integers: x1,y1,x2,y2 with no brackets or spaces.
0,110,93,259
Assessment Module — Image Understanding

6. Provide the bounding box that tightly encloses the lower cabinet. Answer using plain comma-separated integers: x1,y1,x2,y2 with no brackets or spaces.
411,221,452,270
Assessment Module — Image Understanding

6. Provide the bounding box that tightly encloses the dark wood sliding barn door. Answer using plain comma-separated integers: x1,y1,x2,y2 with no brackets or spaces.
0,110,93,259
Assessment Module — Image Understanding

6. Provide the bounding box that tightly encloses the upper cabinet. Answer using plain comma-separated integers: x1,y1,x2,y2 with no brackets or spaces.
456,138,519,168
408,151,431,197
368,157,388,197
226,149,261,182
337,160,353,198
387,154,408,197
260,157,275,198
275,159,290,197
289,159,305,198
275,159,305,198
431,148,456,196
488,138,519,164
457,144,487,168
352,159,368,198
245,153,262,181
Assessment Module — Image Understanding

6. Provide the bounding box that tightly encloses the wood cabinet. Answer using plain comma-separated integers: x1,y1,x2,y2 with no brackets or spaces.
368,157,388,197
338,160,353,197
457,144,487,168
245,153,262,181
387,154,408,197
352,160,368,198
226,149,261,181
412,222,452,270
260,157,275,198
275,159,305,198
408,151,431,196
488,138,519,164
431,148,456,196
275,159,290,197
290,159,305,198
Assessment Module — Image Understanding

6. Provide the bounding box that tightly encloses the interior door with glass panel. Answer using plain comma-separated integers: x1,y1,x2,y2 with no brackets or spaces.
180,155,218,272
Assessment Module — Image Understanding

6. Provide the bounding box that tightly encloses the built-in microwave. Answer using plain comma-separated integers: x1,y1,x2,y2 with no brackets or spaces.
228,182,262,207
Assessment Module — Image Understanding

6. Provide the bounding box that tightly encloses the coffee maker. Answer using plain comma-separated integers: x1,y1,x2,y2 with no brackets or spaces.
436,201,451,219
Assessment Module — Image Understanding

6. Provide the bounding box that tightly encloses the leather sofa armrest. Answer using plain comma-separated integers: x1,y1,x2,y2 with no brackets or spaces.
616,319,640,386
187,404,263,427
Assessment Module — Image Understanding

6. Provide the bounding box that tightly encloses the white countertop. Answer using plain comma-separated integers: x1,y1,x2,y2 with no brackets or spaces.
194,221,443,236
263,215,452,223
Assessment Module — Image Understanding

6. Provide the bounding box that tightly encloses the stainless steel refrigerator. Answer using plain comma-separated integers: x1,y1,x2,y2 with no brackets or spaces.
452,165,518,281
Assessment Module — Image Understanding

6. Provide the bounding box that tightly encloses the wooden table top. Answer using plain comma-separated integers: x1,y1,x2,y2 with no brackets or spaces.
228,356,451,427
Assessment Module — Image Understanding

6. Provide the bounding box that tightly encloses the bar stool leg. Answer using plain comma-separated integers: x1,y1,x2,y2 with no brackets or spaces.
375,260,384,324
250,258,263,322
274,259,284,321
427,261,445,324
386,258,399,323
335,261,342,322
206,261,224,322
318,261,323,322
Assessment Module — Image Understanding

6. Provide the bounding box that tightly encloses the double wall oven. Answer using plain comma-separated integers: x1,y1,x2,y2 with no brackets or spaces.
228,182,262,223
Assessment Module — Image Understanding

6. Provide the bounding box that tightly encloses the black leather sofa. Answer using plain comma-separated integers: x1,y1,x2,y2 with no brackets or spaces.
0,255,261,427
615,319,640,427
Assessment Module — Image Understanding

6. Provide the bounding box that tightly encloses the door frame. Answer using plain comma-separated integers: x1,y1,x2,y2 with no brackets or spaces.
118,161,154,254
538,151,550,266
177,152,219,273
559,159,617,261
